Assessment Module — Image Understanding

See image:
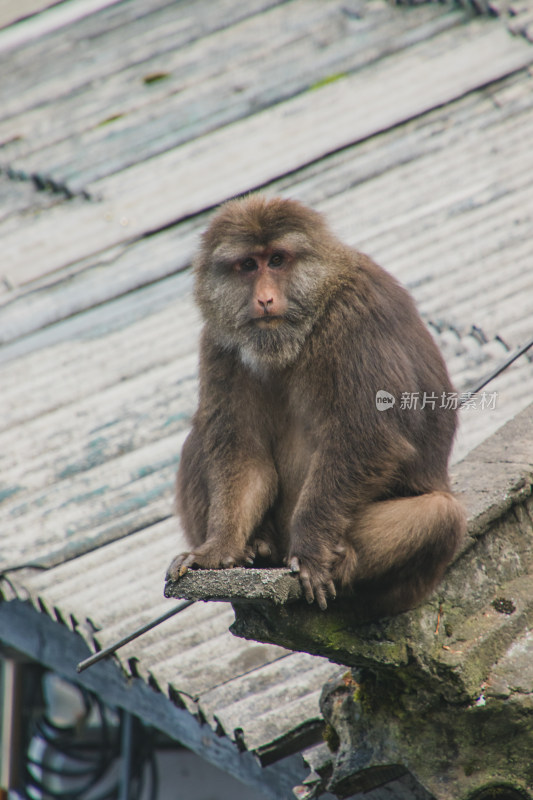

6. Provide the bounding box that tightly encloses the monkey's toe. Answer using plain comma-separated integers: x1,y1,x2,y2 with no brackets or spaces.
288,556,336,610
249,533,280,564
180,553,198,571
242,545,256,566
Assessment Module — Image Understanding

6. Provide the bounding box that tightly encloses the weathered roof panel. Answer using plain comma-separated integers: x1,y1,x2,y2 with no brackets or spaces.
4,15,533,280
1,0,533,793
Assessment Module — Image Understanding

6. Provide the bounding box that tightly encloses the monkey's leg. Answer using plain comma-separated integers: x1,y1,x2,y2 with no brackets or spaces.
333,491,466,613
286,454,348,610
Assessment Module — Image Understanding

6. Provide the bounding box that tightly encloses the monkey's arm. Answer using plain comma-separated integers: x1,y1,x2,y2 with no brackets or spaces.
168,456,277,578
168,343,278,579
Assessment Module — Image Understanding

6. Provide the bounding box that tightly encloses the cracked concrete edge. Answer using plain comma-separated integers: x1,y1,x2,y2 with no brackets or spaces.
164,566,304,604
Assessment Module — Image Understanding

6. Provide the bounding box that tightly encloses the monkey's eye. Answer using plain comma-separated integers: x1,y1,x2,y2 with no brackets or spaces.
269,253,284,268
240,258,257,272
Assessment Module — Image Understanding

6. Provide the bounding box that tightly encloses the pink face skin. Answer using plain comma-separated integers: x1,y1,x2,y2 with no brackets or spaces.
233,247,292,325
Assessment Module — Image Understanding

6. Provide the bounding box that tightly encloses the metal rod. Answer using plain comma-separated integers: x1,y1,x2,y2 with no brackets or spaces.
76,599,195,673
460,335,533,404
118,710,133,800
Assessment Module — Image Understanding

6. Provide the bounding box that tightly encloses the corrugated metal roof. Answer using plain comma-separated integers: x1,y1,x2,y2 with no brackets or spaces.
1,0,532,792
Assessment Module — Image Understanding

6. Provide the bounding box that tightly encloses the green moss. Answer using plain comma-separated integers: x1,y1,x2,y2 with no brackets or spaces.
310,72,347,91
323,722,340,752
143,71,170,85
97,113,125,126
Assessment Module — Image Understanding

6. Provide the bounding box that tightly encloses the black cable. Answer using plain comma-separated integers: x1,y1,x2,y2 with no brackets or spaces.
460,334,533,403
23,697,118,800
19,673,158,800
26,757,96,778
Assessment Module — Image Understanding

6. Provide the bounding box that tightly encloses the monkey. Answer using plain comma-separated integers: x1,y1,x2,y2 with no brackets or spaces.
166,195,466,617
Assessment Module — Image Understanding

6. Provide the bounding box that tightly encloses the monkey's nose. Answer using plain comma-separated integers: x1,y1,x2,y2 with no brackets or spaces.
258,297,273,309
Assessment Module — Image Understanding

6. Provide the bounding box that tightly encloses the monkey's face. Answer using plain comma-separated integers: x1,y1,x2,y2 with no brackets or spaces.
194,196,339,372
233,247,290,326
197,239,322,372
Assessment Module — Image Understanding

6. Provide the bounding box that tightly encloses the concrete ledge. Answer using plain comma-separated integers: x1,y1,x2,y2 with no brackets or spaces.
165,566,303,605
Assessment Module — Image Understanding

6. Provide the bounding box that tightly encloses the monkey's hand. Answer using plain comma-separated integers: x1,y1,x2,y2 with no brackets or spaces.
166,542,255,581
288,555,336,611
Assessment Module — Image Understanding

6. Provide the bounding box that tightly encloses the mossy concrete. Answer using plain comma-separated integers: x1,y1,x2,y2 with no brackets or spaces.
320,669,533,800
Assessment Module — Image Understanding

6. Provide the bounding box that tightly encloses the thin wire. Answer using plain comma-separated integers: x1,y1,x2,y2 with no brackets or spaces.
76,600,195,673
460,334,533,405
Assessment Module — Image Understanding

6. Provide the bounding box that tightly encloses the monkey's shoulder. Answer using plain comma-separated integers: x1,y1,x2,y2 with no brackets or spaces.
316,255,419,343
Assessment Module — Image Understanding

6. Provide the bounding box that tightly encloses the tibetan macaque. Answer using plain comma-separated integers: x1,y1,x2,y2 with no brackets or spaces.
166,195,466,616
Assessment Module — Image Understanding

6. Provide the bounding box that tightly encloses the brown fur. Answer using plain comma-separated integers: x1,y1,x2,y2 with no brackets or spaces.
167,195,466,615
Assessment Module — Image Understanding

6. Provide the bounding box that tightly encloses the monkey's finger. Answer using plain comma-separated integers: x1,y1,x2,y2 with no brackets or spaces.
315,586,328,611
327,580,337,599
300,574,315,605
166,555,188,581
178,553,200,573
289,556,301,573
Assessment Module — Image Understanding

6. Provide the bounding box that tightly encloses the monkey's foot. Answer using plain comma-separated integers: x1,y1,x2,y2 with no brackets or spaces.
249,517,281,564
249,535,280,564
166,545,255,581
288,556,336,611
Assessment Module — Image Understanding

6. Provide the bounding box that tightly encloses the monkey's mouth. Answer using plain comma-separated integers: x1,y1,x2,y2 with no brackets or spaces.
252,316,284,329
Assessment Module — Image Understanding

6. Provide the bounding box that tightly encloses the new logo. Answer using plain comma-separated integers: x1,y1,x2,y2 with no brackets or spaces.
375,390,396,411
